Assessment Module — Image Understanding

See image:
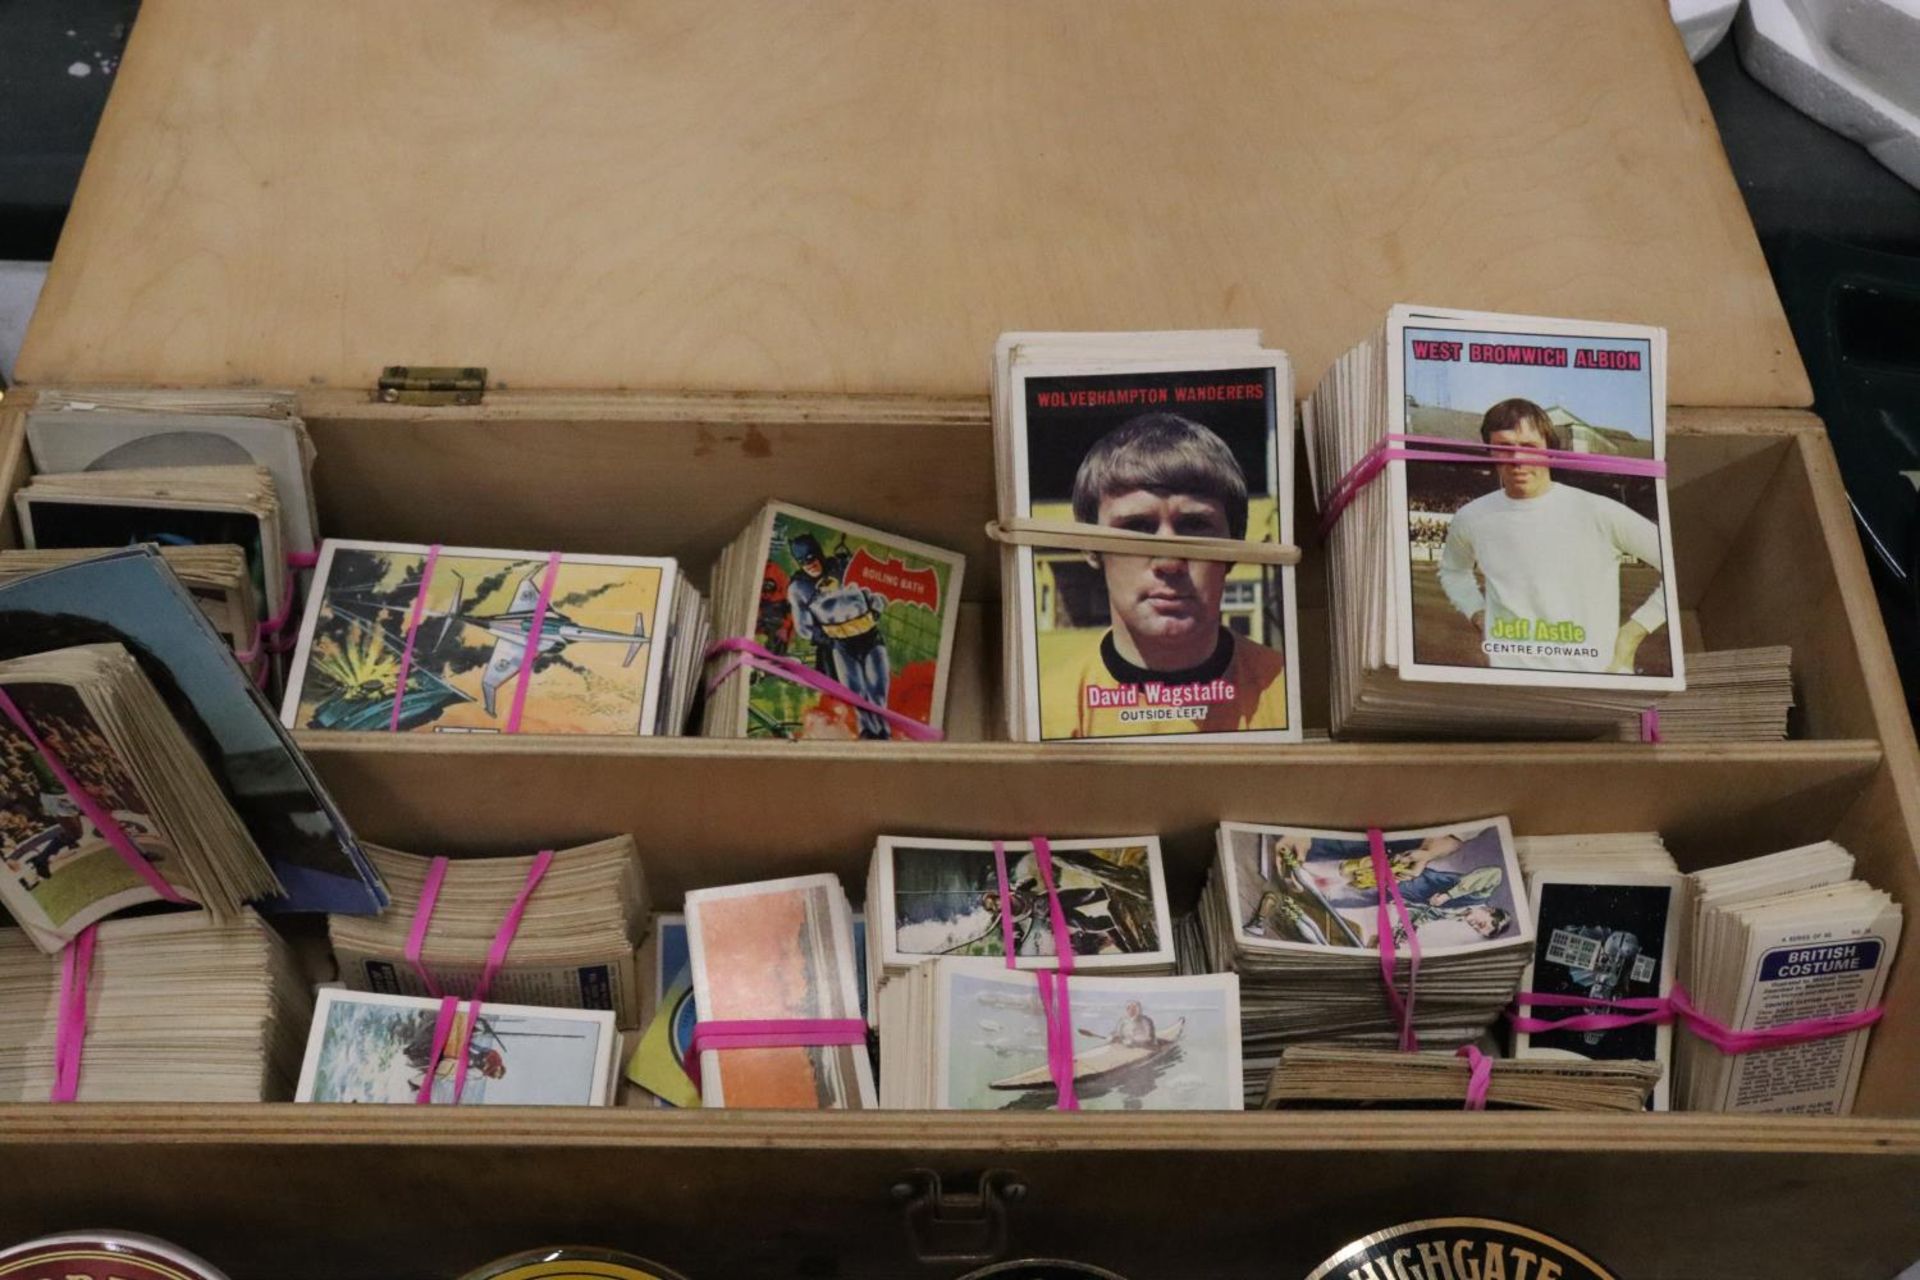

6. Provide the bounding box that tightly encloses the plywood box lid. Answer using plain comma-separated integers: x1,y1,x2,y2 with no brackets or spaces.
16,0,1810,406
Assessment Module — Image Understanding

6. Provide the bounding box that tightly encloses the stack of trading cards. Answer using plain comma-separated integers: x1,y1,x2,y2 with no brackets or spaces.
1307,306,1684,737
864,836,1178,1015
283,539,708,737
328,836,650,1026
992,331,1302,743
1515,831,1678,878
1512,833,1683,1108
14,465,290,632
1262,1044,1661,1113
0,643,284,952
1678,843,1901,1115
626,908,873,1108
702,501,966,741
24,389,319,569
878,958,1243,1111
295,988,619,1106
1200,818,1535,1091
0,549,383,914
0,911,311,1102
0,545,260,660
1609,646,1795,742
684,873,875,1109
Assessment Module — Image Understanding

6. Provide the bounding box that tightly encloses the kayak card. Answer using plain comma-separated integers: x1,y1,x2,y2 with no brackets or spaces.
1386,307,1682,690
684,874,875,1109
0,680,184,949
283,540,694,736
996,333,1301,743
873,836,1174,972
295,989,617,1106
1218,817,1532,959
935,964,1242,1111
1515,872,1683,1110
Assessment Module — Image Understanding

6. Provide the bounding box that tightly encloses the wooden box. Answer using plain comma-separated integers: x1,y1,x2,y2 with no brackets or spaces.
2,2,1917,1277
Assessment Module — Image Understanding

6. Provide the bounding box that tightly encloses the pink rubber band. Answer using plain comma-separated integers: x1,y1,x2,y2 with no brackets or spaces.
992,837,1079,1110
1030,836,1077,977
287,550,320,570
1508,990,1671,1035
389,544,443,732
1320,434,1669,536
1508,987,1886,1055
992,840,1020,961
233,568,301,664
502,553,563,736
472,849,554,1003
681,1017,870,1084
50,924,99,1103
1368,829,1421,1052
406,850,553,1104
416,994,459,1106
1036,968,1077,1110
449,849,554,1103
1640,707,1662,743
1030,837,1079,1110
704,637,944,742
1456,1043,1492,1111
0,687,189,907
403,856,452,997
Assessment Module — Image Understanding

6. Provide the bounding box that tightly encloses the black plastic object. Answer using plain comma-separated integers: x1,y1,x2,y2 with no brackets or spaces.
0,0,140,259
1770,235,1920,720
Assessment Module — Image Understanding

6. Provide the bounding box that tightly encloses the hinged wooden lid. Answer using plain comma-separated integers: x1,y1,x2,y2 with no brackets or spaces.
16,0,1810,405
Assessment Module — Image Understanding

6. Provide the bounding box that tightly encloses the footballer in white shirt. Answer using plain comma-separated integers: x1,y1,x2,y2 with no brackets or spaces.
1437,398,1667,674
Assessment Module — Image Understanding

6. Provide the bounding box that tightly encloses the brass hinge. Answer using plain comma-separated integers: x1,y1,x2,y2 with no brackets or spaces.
892,1168,1026,1265
375,365,486,406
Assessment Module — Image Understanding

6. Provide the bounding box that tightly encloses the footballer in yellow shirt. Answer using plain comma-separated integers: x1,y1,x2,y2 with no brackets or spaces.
1034,412,1291,739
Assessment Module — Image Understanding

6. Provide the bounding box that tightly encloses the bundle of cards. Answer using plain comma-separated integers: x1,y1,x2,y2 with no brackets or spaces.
992,331,1302,743
1200,818,1535,1062
0,911,311,1102
685,873,874,1108
14,465,289,626
25,392,319,565
1307,306,1684,737
701,501,966,740
1610,646,1795,742
1513,833,1684,1108
1515,831,1677,879
283,539,708,736
0,544,260,658
0,643,283,951
0,548,383,914
1261,1044,1662,1113
878,958,1243,1110
1678,843,1902,1114
864,836,1177,1010
626,908,872,1108
295,988,619,1106
328,836,649,1026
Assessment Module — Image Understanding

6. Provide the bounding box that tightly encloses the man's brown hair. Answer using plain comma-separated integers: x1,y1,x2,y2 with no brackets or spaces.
1070,413,1249,539
1478,397,1560,449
